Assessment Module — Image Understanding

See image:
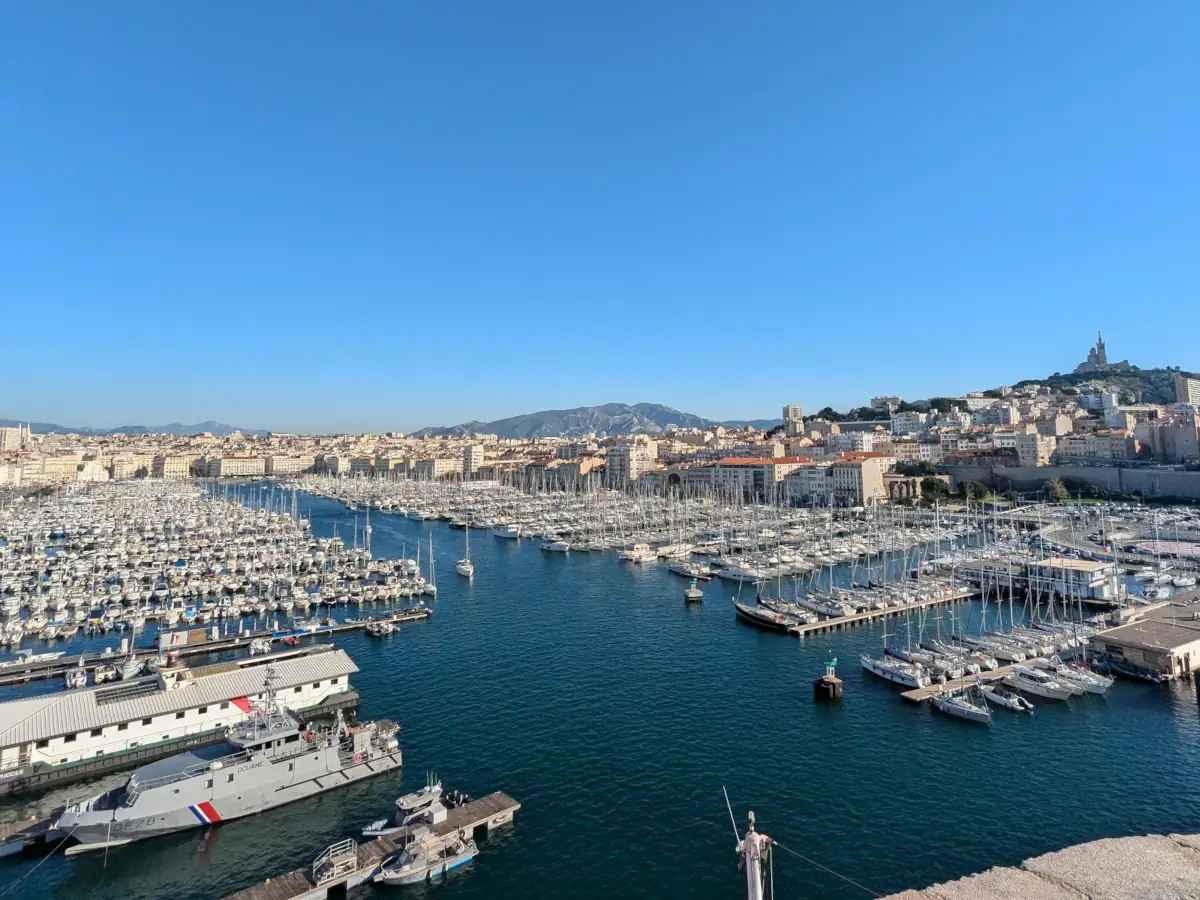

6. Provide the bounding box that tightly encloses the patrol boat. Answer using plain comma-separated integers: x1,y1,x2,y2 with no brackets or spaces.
55,668,402,854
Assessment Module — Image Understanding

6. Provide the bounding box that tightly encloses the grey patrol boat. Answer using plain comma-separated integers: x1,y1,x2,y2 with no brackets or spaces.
55,667,401,854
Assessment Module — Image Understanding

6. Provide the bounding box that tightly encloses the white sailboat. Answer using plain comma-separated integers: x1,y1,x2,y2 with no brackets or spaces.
456,525,474,579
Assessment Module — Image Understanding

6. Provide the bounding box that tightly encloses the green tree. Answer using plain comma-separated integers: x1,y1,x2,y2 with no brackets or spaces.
1044,478,1068,502
921,476,951,503
965,480,989,500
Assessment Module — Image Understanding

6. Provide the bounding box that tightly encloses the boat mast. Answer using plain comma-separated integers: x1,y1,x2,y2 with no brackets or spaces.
738,811,772,900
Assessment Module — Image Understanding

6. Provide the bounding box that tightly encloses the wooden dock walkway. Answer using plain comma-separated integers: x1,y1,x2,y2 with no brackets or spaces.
789,590,975,637
0,607,431,686
900,664,1020,703
223,791,520,900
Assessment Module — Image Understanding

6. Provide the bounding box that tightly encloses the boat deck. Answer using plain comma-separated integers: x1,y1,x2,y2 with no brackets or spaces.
222,791,520,900
789,590,975,636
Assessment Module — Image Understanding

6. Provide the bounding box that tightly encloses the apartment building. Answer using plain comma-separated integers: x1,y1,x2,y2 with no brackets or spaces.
606,444,656,487
199,455,266,478
411,457,459,480
463,443,485,478
829,452,894,505
0,425,30,451
1016,433,1055,467
153,455,192,478
784,462,833,505
890,411,928,436
712,457,807,501
782,403,805,436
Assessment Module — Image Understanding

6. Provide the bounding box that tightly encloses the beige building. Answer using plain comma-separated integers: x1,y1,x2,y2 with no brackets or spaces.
1016,433,1055,467
41,454,81,481
606,444,656,487
203,455,266,478
411,457,459,480
463,444,485,479
153,455,192,478
0,425,30,451
829,452,894,506
264,455,304,476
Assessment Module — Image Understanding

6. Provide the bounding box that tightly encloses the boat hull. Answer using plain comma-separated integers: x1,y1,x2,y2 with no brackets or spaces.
63,751,402,850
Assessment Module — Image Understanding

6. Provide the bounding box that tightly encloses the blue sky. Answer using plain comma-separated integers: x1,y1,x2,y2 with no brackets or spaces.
2,3,1197,433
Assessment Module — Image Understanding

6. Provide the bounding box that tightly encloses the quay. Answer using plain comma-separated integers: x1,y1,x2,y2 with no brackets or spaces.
223,791,520,900
789,589,975,637
0,606,431,686
882,831,1200,899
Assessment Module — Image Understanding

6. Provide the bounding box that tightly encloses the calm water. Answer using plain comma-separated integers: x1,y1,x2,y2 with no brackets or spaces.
5,492,1200,899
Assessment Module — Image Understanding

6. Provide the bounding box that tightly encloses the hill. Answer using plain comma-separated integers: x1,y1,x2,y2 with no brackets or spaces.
0,418,268,437
416,403,779,439
1010,367,1190,405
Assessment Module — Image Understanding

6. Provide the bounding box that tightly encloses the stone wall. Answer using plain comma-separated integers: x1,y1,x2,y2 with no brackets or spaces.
883,832,1200,899
943,464,1200,500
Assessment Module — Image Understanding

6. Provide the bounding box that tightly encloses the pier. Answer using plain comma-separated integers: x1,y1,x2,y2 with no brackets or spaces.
223,792,520,900
789,589,975,636
900,664,1020,703
0,607,431,686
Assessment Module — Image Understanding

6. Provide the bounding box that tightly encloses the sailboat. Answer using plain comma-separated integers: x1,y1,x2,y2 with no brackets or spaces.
456,524,475,579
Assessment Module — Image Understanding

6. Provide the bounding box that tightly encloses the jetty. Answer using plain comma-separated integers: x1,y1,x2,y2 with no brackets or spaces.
0,607,430,686
882,832,1200,899
223,792,520,900
789,589,975,636
900,664,1020,703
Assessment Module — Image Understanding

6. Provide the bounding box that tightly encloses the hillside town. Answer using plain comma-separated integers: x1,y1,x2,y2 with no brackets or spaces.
5,335,1200,503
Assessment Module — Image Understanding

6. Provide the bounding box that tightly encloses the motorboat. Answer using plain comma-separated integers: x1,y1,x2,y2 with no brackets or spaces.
362,781,462,839
374,833,478,886
1003,665,1074,700
980,684,1034,712
0,649,65,669
618,543,656,564
540,536,570,553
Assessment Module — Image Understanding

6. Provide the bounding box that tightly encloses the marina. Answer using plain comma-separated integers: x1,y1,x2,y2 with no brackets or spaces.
3,485,1200,899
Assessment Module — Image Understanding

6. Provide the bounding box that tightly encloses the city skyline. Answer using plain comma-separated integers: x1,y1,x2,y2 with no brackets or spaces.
3,4,1198,432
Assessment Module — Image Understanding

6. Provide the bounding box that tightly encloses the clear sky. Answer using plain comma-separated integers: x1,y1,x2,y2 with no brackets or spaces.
2,3,1197,433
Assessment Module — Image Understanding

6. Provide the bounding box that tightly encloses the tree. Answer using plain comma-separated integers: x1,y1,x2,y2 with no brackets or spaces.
965,480,990,500
921,476,951,503
1044,478,1069,502
1002,490,1018,502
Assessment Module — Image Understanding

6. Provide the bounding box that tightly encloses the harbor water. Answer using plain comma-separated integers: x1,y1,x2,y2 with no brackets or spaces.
5,490,1200,899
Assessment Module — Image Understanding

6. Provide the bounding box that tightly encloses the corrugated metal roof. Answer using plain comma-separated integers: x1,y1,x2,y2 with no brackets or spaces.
0,650,359,746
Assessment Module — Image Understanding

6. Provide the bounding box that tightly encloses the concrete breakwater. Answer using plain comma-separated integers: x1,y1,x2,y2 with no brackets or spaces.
884,832,1200,899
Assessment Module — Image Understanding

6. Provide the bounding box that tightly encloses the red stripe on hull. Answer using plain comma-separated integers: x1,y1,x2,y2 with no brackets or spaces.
197,801,222,822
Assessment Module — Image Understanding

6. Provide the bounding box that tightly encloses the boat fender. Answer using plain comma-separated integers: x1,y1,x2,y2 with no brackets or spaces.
354,753,363,763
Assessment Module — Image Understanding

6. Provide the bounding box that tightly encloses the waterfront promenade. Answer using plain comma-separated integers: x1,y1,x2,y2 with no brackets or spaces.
883,832,1200,899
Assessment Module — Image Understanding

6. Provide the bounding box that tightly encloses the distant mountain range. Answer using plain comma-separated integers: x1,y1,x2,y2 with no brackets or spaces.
0,418,268,437
415,403,781,439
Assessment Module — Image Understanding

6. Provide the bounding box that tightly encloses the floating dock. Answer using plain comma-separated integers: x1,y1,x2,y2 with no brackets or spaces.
789,589,975,637
900,664,1021,703
0,607,431,686
223,792,520,900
